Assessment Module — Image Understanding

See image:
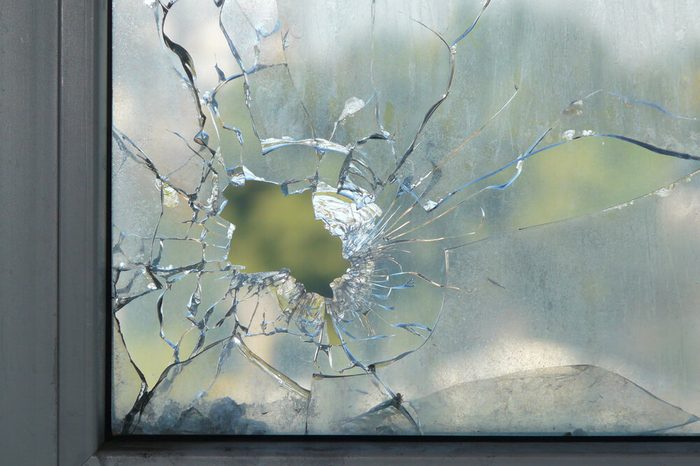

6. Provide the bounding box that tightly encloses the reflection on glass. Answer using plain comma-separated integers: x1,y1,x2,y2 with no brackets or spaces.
112,0,700,435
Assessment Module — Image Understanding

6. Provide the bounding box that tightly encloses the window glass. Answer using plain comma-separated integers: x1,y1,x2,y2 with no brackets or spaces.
112,0,700,435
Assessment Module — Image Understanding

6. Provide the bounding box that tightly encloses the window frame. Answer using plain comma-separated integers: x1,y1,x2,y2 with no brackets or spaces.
3,0,700,463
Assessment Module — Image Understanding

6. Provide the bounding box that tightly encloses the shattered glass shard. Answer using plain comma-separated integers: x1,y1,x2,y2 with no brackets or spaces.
112,0,700,435
309,366,699,435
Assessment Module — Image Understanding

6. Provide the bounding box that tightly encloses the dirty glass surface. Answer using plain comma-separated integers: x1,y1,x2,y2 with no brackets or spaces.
112,0,700,435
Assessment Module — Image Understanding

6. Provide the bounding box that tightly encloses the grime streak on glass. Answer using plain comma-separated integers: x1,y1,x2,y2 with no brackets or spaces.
112,0,700,435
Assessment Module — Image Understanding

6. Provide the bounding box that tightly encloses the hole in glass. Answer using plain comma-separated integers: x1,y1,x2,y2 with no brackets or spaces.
221,181,349,297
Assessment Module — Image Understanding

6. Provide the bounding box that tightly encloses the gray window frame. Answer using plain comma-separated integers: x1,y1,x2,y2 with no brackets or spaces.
2,0,700,463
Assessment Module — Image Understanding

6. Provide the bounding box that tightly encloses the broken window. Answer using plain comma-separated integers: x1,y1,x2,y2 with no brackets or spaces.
112,0,700,435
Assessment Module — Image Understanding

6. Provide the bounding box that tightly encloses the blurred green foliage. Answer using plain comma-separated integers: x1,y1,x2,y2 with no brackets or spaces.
221,181,349,297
